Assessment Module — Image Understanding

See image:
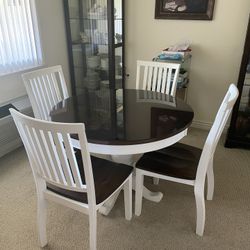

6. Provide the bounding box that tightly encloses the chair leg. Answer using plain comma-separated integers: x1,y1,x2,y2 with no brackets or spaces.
194,187,205,236
124,175,132,220
135,169,144,216
89,210,97,250
206,158,214,200
153,177,160,185
37,195,47,247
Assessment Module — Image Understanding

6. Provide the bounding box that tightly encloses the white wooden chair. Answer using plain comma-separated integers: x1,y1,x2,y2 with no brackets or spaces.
135,84,239,236
22,65,69,120
136,60,180,97
10,109,133,250
136,60,181,185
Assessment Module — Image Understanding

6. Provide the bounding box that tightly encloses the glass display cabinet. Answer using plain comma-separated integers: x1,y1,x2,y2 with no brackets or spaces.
63,0,124,94
63,0,125,138
225,16,250,149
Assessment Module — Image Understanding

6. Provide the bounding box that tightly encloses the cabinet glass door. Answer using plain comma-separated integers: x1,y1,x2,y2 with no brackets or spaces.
65,0,125,139
68,0,111,94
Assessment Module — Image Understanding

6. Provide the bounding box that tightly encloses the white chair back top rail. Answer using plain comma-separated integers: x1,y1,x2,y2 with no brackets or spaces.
196,84,239,185
22,65,69,120
10,109,95,200
136,60,180,97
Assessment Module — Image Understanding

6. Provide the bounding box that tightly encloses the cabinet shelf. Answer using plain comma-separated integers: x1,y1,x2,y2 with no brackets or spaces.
71,40,108,46
69,17,122,21
71,40,122,48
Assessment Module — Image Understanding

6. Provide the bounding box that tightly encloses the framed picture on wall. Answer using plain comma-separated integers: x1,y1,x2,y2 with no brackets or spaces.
155,0,215,20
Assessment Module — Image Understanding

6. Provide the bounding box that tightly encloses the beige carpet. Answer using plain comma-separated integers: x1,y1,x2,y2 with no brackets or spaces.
0,128,250,250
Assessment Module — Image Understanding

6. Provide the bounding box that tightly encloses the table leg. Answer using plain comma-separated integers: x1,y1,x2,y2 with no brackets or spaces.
99,154,163,215
111,155,135,165
98,192,120,215
143,187,163,202
98,155,134,215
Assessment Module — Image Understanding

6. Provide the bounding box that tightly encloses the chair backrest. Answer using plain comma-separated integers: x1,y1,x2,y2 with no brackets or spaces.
22,65,69,120
10,109,96,206
136,60,180,97
196,84,239,185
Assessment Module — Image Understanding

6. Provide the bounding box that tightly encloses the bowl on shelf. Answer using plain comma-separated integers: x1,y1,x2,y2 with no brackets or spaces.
87,55,101,69
84,74,100,90
100,56,109,70
100,80,110,88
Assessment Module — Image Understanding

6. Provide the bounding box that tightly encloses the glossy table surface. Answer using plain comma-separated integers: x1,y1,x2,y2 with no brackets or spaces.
50,89,194,146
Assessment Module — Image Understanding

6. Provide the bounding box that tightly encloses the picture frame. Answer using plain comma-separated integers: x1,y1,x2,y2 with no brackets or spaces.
155,0,215,20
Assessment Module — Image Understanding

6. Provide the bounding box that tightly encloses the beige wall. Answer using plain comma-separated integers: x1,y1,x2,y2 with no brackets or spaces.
0,0,70,104
125,0,250,126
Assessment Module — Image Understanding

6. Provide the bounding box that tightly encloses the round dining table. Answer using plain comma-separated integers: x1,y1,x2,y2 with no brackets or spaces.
50,88,194,214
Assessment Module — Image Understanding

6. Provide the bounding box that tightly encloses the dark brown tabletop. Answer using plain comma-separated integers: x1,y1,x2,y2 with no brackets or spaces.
50,89,194,146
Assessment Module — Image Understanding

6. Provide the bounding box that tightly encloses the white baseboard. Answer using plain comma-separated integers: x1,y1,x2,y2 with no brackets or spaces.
191,120,212,130
191,120,229,133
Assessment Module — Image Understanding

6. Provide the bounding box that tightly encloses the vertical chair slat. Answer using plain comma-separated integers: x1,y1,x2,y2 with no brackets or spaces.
62,133,82,188
53,132,75,187
161,68,168,93
156,67,163,92
51,73,61,103
31,78,45,119
43,131,66,184
33,77,47,119
151,67,158,91
36,77,49,120
34,128,58,182
171,68,179,97
147,66,153,90
37,131,62,182
39,75,53,114
143,65,148,90
47,74,58,108
27,126,51,179
37,77,50,118
44,74,57,108
19,123,44,177
166,68,172,95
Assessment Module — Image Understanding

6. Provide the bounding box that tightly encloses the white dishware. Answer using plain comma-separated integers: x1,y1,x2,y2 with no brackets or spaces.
101,57,109,70
101,80,110,88
87,55,100,69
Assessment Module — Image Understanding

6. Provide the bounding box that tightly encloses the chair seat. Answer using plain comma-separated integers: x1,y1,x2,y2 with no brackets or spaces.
136,143,202,180
47,151,133,205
